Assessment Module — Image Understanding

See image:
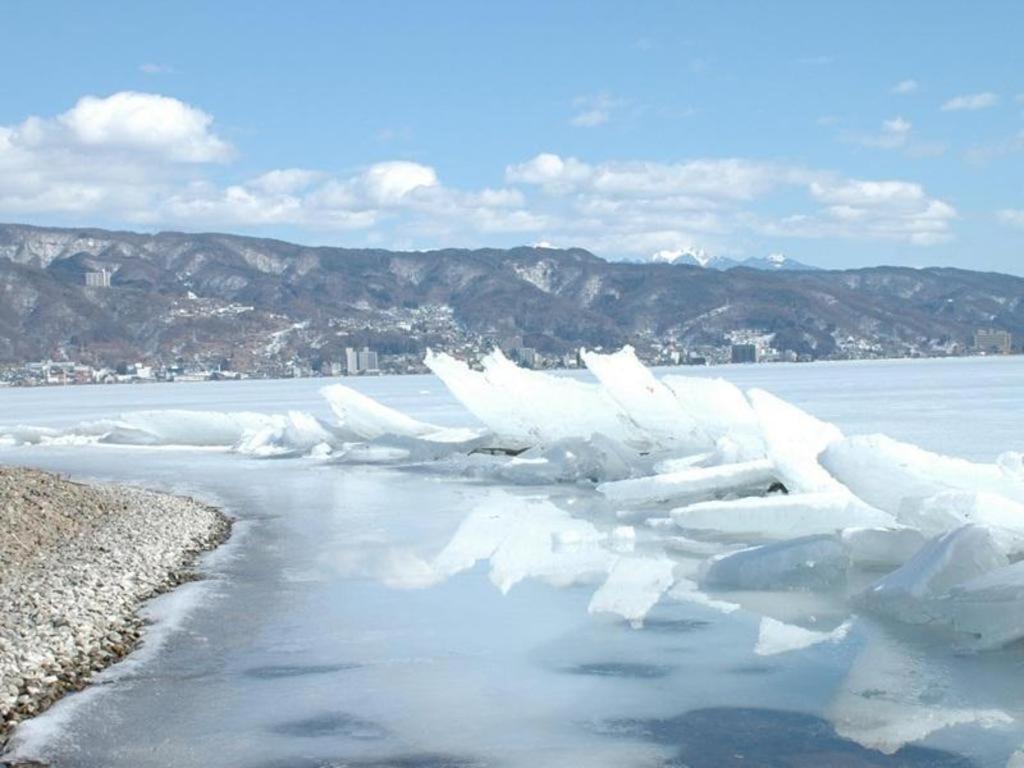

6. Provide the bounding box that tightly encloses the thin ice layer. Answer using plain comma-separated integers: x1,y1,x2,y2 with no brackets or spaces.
597,458,775,505
671,492,897,539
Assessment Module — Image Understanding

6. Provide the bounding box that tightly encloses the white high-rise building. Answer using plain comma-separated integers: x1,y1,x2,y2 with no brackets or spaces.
358,347,379,373
345,347,359,375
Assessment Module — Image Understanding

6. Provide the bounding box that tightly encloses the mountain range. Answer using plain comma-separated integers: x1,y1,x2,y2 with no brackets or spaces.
1,222,1021,370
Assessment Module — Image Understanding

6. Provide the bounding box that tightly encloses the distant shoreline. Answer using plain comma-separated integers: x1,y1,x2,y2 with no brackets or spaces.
0,467,231,756
1,349,1019,390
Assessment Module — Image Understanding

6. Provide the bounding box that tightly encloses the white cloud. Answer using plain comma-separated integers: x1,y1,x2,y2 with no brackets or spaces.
362,161,438,204
507,153,808,201
505,153,592,190
997,209,1024,228
569,93,627,128
891,79,918,95
57,92,232,162
941,92,999,111
0,93,960,257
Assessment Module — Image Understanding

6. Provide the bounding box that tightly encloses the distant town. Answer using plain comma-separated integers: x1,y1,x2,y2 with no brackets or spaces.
0,328,1015,388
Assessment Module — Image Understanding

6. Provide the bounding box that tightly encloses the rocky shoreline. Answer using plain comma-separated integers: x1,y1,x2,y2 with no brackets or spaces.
0,466,231,757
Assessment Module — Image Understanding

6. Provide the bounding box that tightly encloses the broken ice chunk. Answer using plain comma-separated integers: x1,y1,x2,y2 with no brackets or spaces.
661,374,765,459
321,383,480,442
671,492,896,540
699,534,850,591
940,559,1024,649
653,452,715,474
897,490,1024,550
839,526,927,569
581,346,707,452
747,388,846,494
596,458,775,506
480,349,641,446
754,617,853,656
859,524,1008,624
820,434,1024,513
497,435,644,484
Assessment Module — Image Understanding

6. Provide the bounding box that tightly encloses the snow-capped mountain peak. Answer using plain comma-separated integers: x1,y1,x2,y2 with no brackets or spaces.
650,248,818,272
651,247,715,267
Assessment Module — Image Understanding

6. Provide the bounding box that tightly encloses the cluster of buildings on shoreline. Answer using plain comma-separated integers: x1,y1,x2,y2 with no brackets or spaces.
0,328,1016,388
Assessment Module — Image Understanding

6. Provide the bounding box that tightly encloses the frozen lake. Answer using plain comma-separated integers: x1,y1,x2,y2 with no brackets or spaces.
2,355,1024,767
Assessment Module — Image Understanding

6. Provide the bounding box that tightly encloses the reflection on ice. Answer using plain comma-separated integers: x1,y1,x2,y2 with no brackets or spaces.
754,617,853,656
826,626,1013,754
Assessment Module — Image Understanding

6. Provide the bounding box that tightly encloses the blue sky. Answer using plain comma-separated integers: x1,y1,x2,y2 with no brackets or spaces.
1,1,1022,272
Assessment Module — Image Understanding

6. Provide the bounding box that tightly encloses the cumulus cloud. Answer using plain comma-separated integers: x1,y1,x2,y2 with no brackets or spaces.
54,92,232,162
362,161,438,204
942,92,999,111
891,79,918,95
0,93,959,256
0,92,234,217
772,178,957,245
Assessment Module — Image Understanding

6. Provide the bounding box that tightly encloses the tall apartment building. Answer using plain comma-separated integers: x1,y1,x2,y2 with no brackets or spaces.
975,329,1012,355
730,343,759,364
357,347,379,373
345,347,360,374
344,346,379,374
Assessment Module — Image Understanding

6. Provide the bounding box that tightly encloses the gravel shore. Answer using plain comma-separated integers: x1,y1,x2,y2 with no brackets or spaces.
0,466,231,751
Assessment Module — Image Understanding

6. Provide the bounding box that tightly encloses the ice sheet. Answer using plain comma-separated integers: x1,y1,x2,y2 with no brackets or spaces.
747,388,846,494
597,458,775,505
821,434,1024,513
671,492,897,539
700,534,850,591
860,525,1008,624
